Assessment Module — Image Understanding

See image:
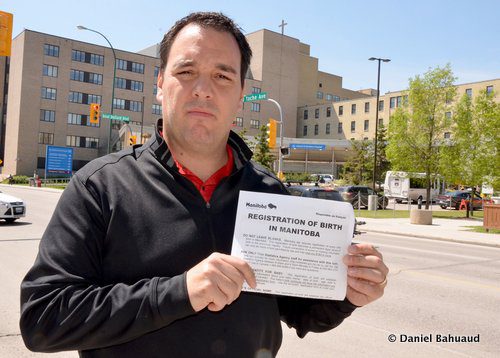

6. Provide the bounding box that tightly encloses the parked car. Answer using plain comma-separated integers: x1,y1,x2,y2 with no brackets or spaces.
287,185,343,201
437,190,492,210
310,174,334,184
286,185,363,236
0,190,26,223
337,185,388,209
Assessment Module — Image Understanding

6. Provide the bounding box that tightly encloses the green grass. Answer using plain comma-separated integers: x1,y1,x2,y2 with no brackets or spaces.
355,209,484,220
463,226,500,234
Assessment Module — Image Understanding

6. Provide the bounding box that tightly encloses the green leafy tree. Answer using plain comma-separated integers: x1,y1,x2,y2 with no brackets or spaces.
372,124,391,188
387,64,457,209
253,125,275,170
342,140,372,185
441,89,500,191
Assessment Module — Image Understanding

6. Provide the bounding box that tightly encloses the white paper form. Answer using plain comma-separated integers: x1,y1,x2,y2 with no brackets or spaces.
231,190,354,300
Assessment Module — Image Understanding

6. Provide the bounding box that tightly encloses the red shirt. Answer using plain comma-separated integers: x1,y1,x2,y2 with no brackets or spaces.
173,145,234,203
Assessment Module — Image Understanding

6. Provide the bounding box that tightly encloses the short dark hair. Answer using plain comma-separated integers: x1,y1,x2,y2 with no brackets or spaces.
159,12,252,86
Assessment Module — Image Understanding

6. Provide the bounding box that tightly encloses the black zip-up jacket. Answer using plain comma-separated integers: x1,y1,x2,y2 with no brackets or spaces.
20,125,356,357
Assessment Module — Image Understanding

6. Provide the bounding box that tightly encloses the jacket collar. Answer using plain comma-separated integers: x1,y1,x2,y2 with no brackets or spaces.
147,118,253,170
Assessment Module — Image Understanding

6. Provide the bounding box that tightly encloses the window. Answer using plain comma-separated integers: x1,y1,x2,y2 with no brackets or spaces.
67,113,99,127
250,119,260,129
70,69,85,82
154,66,160,78
39,132,54,144
41,87,56,100
326,123,330,135
486,85,493,95
113,98,125,110
378,118,383,127
116,59,145,74
396,96,402,107
40,109,55,122
332,95,340,102
364,120,369,131
364,102,370,113
351,104,356,114
445,111,451,119
252,87,261,93
70,70,103,85
350,121,356,132
115,78,144,92
315,108,319,119
339,106,343,116
72,50,104,66
303,125,308,136
44,44,59,57
113,98,142,112
317,91,323,99
326,107,331,117
153,84,158,95
66,135,99,149
43,64,58,77
152,104,162,115
465,88,472,98
69,91,101,105
338,122,343,133
379,100,384,111
304,109,308,120
234,117,243,127
444,132,451,139
326,94,333,101
314,124,319,135
390,97,396,108
251,102,260,112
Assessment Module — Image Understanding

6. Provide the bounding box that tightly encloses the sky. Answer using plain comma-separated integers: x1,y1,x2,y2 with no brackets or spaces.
3,0,499,94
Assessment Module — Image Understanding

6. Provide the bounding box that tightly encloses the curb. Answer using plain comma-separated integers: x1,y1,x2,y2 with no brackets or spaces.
0,184,64,194
362,228,500,248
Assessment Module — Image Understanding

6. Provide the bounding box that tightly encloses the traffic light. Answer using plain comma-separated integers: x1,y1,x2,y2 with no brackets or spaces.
129,135,137,146
0,11,13,57
89,103,100,124
266,119,277,148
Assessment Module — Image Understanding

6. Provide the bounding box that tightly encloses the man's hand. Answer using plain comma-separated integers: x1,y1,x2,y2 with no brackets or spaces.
186,253,256,312
342,243,389,307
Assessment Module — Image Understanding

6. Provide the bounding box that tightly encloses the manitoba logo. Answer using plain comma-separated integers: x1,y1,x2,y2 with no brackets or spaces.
246,202,267,209
268,203,277,209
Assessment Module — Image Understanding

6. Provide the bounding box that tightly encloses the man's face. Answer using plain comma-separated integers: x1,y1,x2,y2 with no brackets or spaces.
156,24,244,154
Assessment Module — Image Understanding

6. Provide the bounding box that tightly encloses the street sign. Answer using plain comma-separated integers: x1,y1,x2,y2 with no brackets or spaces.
290,143,326,151
102,113,130,122
46,146,73,175
243,92,268,102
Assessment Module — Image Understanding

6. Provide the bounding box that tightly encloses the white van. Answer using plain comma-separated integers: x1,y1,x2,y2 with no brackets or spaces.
384,171,441,203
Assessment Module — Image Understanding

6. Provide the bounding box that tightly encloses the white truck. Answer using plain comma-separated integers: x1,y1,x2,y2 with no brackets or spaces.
384,171,442,203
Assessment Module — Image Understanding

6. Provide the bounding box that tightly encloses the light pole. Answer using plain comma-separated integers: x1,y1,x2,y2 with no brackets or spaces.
77,25,116,154
368,57,390,191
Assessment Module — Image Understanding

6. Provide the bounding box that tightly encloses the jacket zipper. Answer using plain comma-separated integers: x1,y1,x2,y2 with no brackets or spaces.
205,202,218,251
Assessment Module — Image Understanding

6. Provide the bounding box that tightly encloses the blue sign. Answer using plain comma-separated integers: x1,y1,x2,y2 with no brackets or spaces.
46,146,74,175
290,143,326,151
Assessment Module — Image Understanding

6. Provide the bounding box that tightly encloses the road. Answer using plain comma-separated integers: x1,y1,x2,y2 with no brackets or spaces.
1,186,499,357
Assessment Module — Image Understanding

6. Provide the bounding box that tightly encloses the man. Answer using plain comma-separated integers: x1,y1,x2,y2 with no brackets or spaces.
20,12,388,357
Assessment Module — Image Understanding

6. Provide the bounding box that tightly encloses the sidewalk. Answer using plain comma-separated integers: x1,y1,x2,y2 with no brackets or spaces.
360,216,500,248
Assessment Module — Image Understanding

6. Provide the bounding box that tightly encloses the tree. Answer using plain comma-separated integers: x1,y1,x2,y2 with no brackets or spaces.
441,89,500,191
342,140,372,185
386,65,457,209
373,124,391,188
253,125,275,170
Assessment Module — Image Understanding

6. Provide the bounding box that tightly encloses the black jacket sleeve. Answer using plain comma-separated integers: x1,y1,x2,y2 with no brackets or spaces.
278,296,358,338
19,176,195,352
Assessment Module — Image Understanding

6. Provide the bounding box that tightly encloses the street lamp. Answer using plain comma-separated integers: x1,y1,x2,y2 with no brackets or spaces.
368,57,390,191
77,25,117,154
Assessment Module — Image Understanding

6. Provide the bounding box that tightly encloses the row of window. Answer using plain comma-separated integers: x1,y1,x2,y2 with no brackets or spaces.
232,117,260,129
304,101,386,119
38,132,100,149
302,118,385,136
316,91,341,102
45,44,150,75
43,64,148,92
113,98,143,112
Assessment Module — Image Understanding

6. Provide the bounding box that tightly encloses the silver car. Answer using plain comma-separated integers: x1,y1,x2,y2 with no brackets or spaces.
0,190,26,223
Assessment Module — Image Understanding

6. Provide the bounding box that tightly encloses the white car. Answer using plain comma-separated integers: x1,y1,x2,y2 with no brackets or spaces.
0,190,26,223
